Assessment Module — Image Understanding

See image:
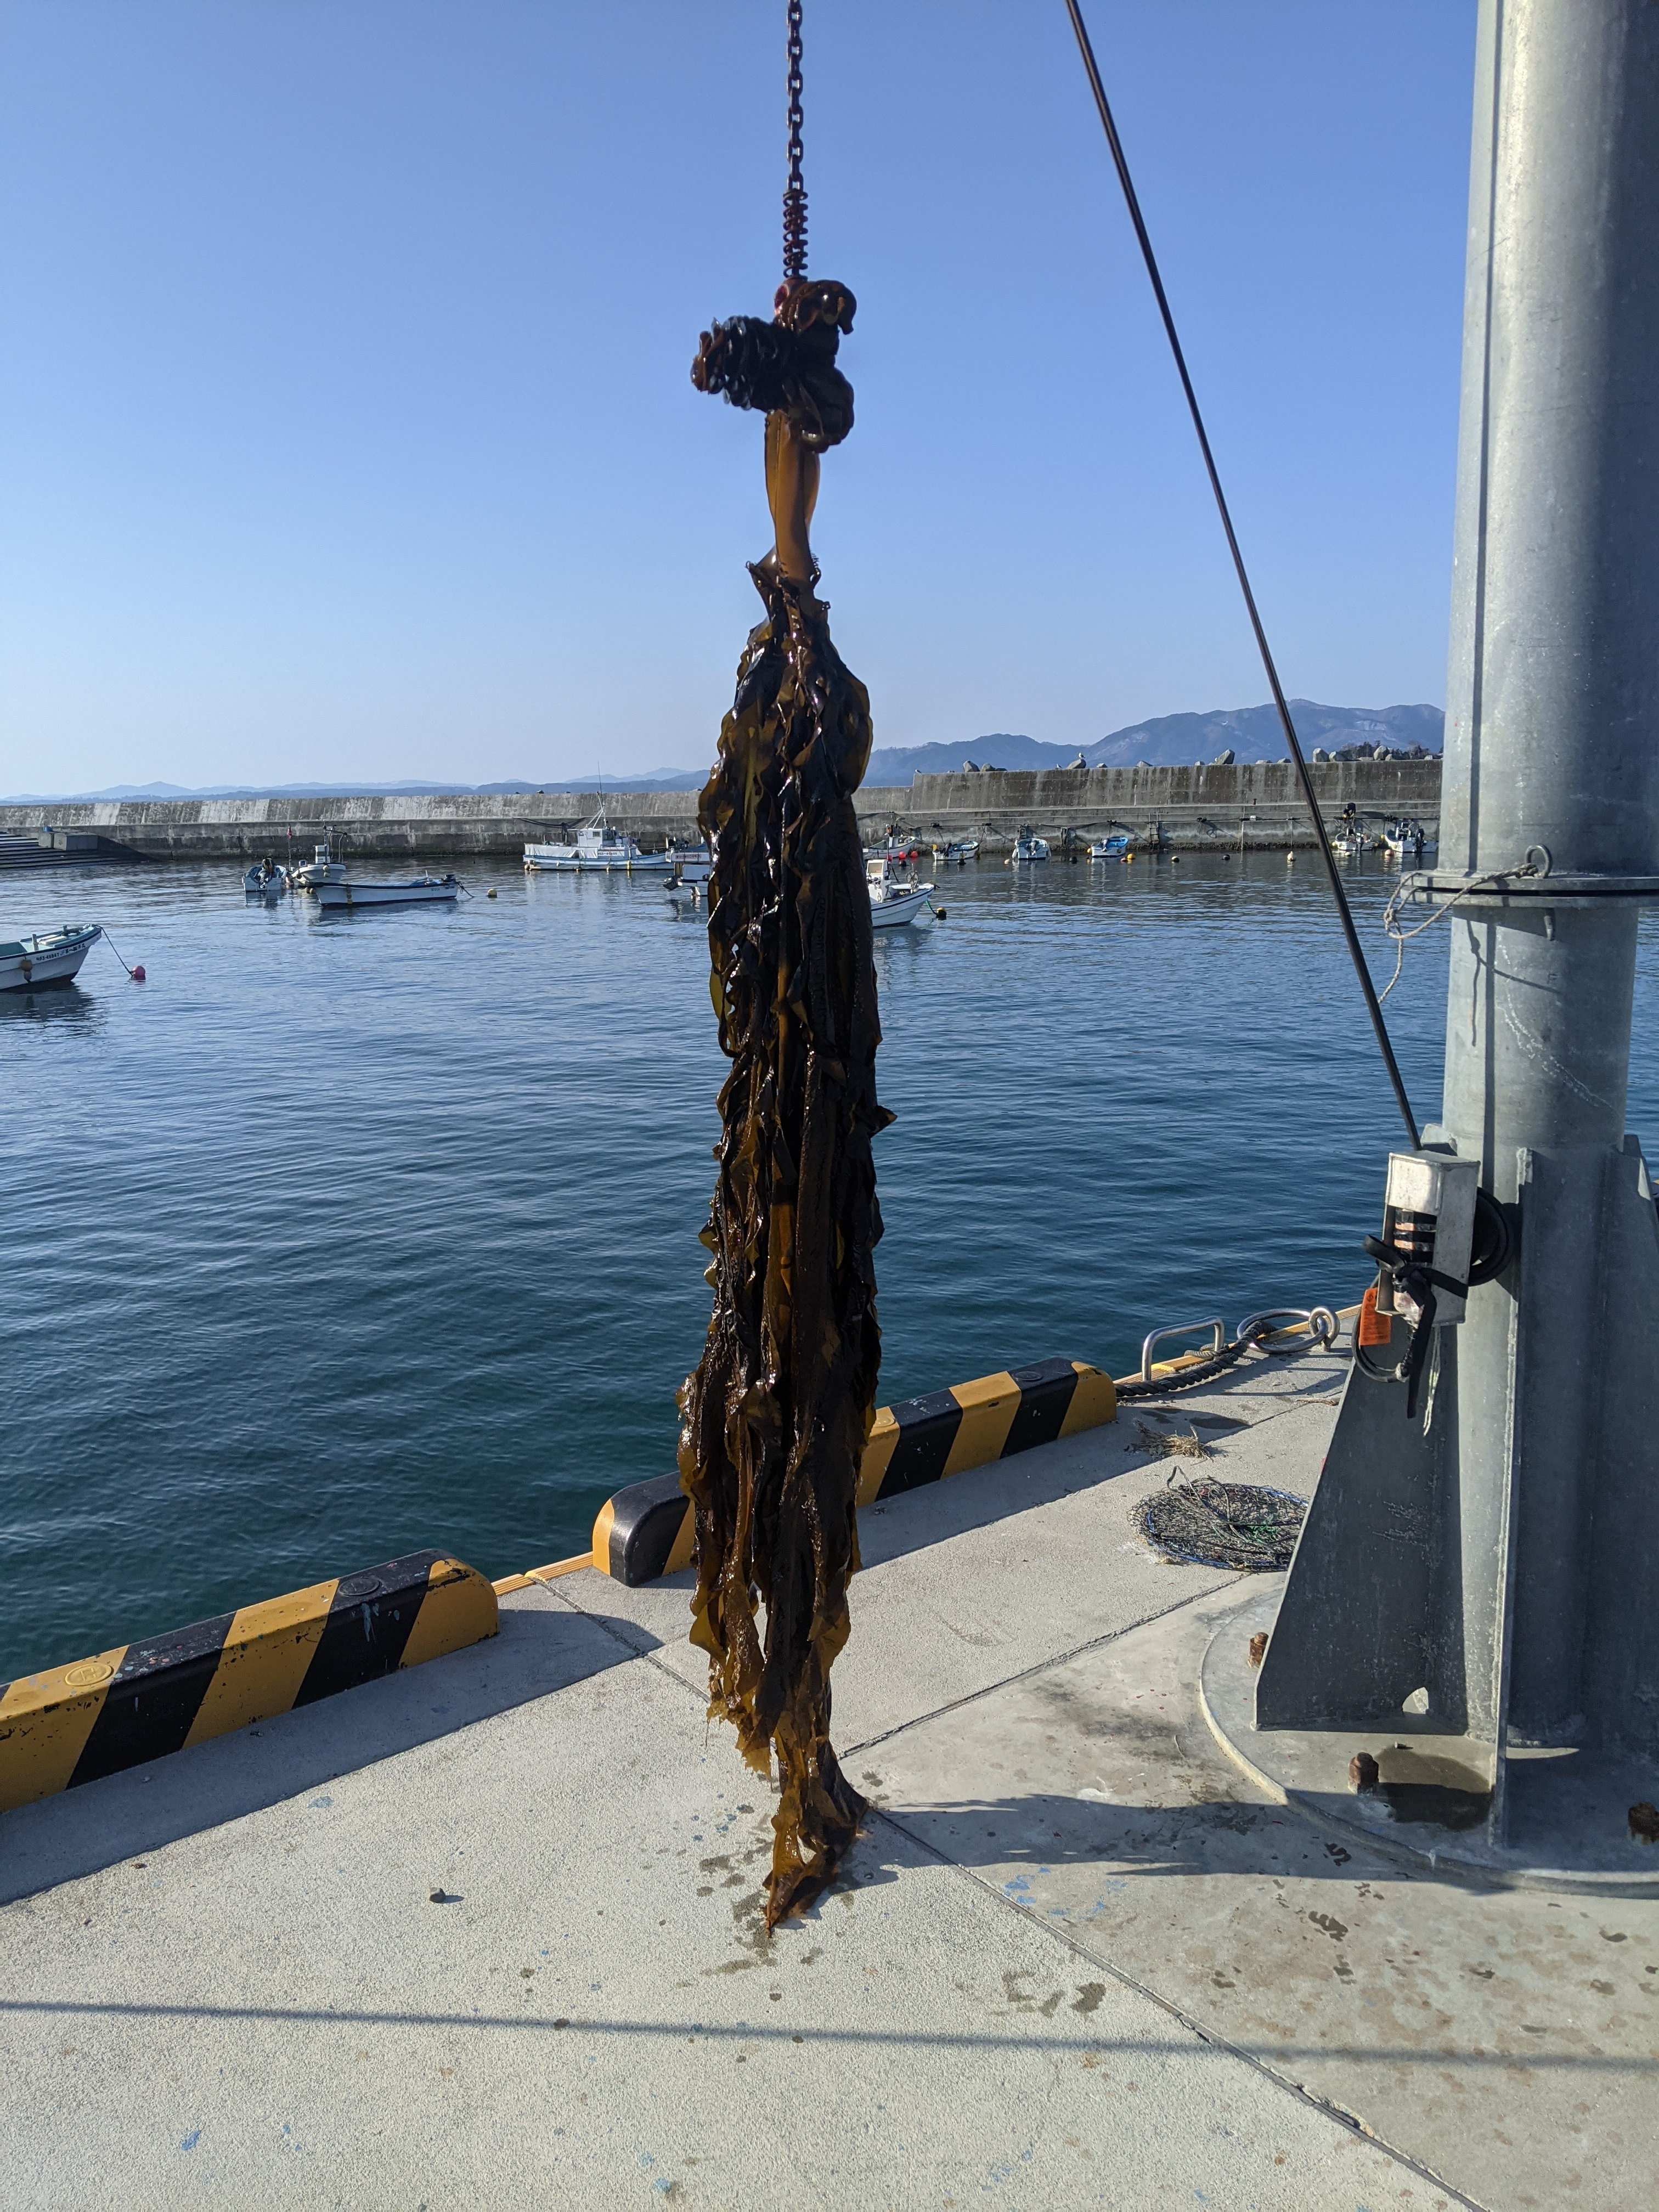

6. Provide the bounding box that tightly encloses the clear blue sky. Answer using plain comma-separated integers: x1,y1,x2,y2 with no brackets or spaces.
0,2,1476,792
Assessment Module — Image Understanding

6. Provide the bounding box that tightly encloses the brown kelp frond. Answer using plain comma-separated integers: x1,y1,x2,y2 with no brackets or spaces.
678,557,887,1928
691,280,857,454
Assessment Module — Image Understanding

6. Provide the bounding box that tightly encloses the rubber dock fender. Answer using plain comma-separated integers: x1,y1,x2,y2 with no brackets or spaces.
0,1548,498,1814
595,1356,1116,1587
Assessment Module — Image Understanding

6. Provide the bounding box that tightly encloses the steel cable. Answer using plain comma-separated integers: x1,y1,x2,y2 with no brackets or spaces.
1062,0,1420,1147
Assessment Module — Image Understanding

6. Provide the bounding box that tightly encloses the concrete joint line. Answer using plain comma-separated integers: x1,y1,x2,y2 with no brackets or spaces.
531,1573,1489,2211
869,1802,1493,2212
842,1579,1242,1759
540,1585,712,1707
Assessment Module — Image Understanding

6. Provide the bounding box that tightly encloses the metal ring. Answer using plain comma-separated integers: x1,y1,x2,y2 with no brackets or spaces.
1234,1306,1338,1353
1523,843,1554,878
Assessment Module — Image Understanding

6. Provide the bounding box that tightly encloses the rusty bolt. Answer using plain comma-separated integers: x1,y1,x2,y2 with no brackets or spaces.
1247,1632,1268,1669
1348,1752,1380,1794
1629,1801,1659,1846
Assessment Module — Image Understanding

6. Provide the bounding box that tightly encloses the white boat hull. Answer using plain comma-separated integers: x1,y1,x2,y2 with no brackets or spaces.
524,850,676,873
313,877,459,908
524,807,682,873
0,925,101,991
870,882,935,929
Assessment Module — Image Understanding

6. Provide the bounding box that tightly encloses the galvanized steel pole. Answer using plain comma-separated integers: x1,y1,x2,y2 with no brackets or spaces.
1247,0,1659,1816
1438,0,1659,1750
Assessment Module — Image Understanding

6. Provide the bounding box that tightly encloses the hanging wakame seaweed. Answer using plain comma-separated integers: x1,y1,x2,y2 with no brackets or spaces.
679,270,890,1928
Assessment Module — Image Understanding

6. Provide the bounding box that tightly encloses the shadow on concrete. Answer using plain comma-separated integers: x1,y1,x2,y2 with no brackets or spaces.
851,1791,1428,1890
0,1595,655,1906
0,1994,1649,2072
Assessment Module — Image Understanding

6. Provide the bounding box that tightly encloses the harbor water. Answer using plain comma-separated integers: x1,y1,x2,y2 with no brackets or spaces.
7,850,1659,1681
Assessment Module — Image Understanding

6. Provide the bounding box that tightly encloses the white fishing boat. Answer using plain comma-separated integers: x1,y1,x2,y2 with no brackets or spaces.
313,872,461,909
1011,828,1051,863
932,838,979,865
524,808,673,873
242,861,290,894
1088,833,1130,860
291,842,345,891
1330,830,1368,859
1381,817,1434,859
867,854,935,929
665,841,714,885
0,922,101,992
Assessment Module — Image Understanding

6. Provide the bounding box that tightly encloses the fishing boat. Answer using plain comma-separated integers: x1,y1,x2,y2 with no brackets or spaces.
524,808,672,873
1087,833,1130,860
867,853,935,928
932,838,978,865
1330,830,1367,859
0,922,101,991
291,842,345,891
1381,817,1434,859
665,841,714,884
664,848,714,901
312,872,461,909
242,861,290,894
1011,827,1051,863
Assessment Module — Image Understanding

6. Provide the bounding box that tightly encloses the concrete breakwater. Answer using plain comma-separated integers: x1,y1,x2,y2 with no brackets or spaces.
0,759,1440,862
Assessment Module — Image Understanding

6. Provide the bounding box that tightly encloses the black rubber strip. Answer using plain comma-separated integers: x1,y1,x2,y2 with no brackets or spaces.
609,1472,692,1588
292,1550,439,1706
69,1611,237,1786
875,1389,964,1499
1001,1359,1081,1455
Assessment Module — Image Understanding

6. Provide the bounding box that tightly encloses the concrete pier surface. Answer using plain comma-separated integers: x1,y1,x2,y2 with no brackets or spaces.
0,758,1440,865
5,1341,1648,2210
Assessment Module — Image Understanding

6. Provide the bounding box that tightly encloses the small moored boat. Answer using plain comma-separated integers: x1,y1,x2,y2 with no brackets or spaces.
867,854,935,929
1011,828,1051,864
932,839,979,866
1381,818,1434,860
664,842,714,887
313,873,461,909
0,923,101,992
1088,833,1130,861
291,842,345,891
242,860,290,894
524,808,673,873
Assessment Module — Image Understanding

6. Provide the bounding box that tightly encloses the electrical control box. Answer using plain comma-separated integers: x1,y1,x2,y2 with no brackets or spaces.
1374,1151,1477,1329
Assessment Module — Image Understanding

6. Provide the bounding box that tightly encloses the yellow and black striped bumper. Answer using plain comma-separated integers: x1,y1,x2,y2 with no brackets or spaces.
0,1548,498,1814
595,1356,1116,1587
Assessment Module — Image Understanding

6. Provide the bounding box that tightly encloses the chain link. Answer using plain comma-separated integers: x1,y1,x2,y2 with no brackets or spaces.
782,0,807,280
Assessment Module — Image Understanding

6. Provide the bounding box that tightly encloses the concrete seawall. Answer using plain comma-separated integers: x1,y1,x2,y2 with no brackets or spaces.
0,759,1440,862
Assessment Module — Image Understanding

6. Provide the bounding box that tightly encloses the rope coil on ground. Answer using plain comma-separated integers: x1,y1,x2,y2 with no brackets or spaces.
1136,1479,1307,1571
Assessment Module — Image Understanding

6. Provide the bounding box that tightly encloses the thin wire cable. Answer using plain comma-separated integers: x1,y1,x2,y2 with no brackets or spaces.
1376,852,1541,1003
1063,0,1420,1148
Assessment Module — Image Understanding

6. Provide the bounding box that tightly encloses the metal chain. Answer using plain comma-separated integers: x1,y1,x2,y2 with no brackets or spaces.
783,0,807,280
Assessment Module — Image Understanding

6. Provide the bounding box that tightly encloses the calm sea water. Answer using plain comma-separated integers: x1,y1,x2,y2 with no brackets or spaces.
6,849,1659,1678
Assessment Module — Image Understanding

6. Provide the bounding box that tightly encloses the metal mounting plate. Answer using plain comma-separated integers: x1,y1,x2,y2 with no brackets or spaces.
1402,870,1659,906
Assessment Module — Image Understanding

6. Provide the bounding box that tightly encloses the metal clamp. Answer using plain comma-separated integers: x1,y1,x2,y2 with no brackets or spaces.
1140,1319,1224,1381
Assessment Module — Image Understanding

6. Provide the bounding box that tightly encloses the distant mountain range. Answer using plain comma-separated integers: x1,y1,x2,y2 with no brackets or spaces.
863,701,1443,783
0,773,699,803
2,707,1441,804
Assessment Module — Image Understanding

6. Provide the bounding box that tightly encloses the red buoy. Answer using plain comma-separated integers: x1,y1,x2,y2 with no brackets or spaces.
131,965,146,982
